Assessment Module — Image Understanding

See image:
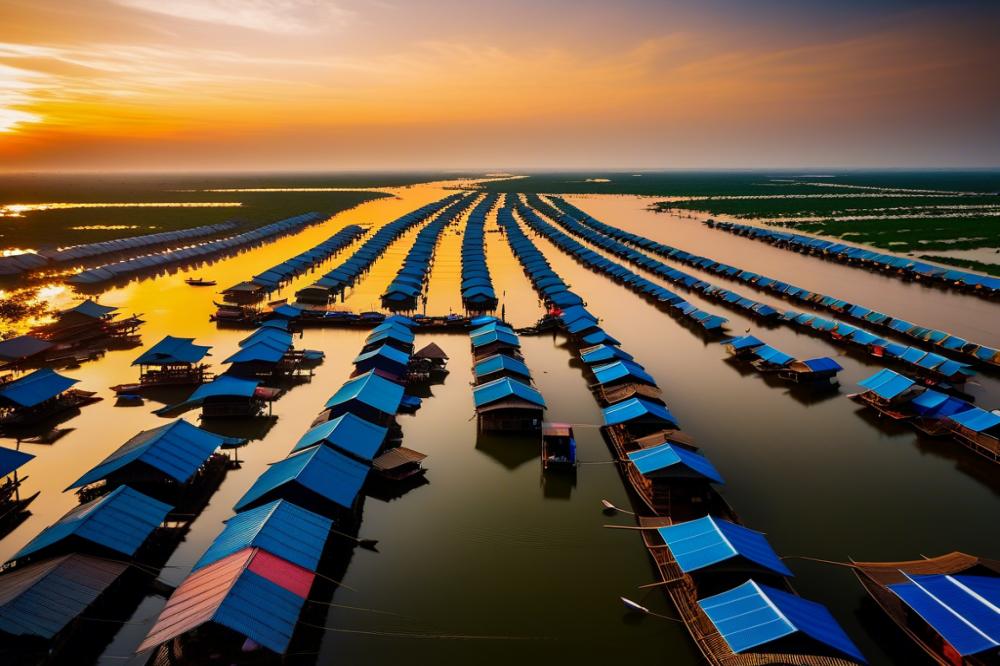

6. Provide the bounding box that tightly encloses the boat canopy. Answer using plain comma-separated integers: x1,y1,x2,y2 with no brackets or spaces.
580,344,634,365
189,376,260,401
858,368,916,400
473,378,546,409
0,445,33,477
626,442,723,483
138,547,313,655
474,354,531,380
193,499,331,573
0,335,53,362
9,486,171,562
602,398,676,428
290,412,388,460
0,368,78,408
751,345,794,367
133,335,211,366
592,360,656,387
888,573,1000,656
801,357,843,373
67,419,240,489
947,407,1000,433
324,370,404,417
234,445,369,513
0,553,129,640
658,515,791,576
698,579,865,661
726,335,764,351
909,390,969,418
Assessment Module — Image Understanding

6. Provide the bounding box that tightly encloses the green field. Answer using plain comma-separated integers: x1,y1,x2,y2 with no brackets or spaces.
0,172,459,250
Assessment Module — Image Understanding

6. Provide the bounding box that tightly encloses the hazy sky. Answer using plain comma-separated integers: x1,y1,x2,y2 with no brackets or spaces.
1,0,998,171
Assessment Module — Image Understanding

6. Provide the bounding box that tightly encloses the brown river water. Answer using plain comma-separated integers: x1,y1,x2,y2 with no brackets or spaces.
1,181,997,666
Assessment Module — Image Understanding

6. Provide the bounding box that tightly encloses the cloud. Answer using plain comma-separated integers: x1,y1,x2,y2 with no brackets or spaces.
113,0,353,34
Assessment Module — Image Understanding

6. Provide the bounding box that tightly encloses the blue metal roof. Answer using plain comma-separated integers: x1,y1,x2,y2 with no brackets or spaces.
0,368,78,408
473,354,531,379
948,407,1000,433
0,553,129,639
470,320,514,337
858,368,915,400
802,357,842,373
752,345,794,367
473,377,546,408
194,500,332,573
0,445,33,477
223,339,287,365
234,445,369,513
602,398,677,428
580,344,634,365
240,328,292,348
189,375,260,401
365,326,415,346
9,486,171,562
658,515,791,576
582,330,620,346
324,370,404,416
290,412,388,460
133,336,211,366
67,419,237,489
354,344,411,369
627,443,723,483
0,335,53,362
698,580,865,661
471,328,520,349
888,574,1000,656
727,335,764,351
592,360,656,386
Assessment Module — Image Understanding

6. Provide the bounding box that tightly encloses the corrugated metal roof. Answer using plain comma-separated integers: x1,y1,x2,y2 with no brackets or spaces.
601,398,676,428
194,500,331,573
473,377,546,409
67,419,235,489
888,574,1000,656
290,412,387,460
858,368,915,400
473,354,531,379
324,370,404,416
189,376,260,401
948,407,1000,433
138,548,312,655
626,442,723,483
0,553,128,639
133,336,211,366
592,360,656,387
224,339,288,364
658,516,791,576
234,445,369,513
0,368,78,408
9,486,172,562
63,300,117,319
698,580,865,661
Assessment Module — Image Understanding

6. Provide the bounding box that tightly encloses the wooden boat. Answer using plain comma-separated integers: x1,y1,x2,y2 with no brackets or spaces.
541,422,576,470
848,390,914,421
185,277,216,286
852,552,1000,666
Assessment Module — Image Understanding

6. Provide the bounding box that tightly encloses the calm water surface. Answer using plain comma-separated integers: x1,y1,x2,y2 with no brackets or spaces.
1,183,997,666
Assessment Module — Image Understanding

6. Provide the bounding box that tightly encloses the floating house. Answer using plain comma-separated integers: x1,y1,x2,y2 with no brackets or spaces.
411,342,449,378
778,357,843,383
0,336,54,369
852,552,1000,666
946,407,1000,462
234,445,369,520
65,419,240,502
0,446,36,534
624,442,724,516
353,344,410,380
30,300,140,350
319,370,404,427
471,327,523,361
138,547,314,658
853,368,922,419
289,412,388,462
0,368,97,427
129,335,212,388
0,553,130,660
472,377,546,432
6,486,171,567
187,375,266,418
473,354,532,384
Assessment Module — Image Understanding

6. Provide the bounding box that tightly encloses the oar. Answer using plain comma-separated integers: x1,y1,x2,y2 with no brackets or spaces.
329,527,379,551
601,499,635,515
619,597,681,622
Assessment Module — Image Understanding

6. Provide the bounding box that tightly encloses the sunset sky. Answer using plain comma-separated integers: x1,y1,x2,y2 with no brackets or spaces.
1,0,998,171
